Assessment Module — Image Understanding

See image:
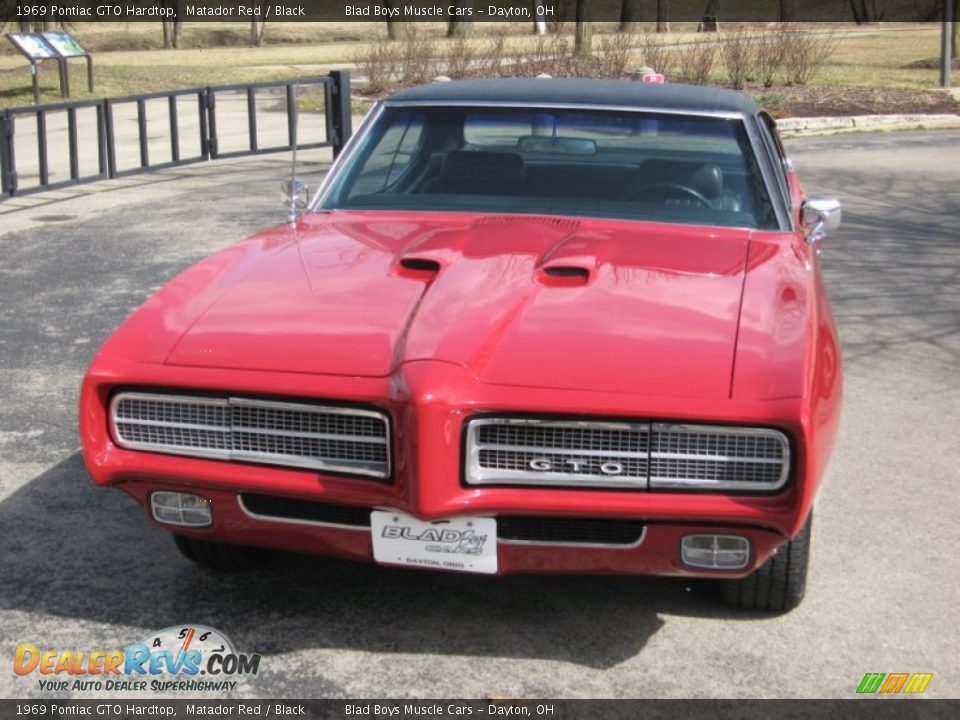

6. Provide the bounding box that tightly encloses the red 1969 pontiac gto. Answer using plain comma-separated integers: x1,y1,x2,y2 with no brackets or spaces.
80,79,842,611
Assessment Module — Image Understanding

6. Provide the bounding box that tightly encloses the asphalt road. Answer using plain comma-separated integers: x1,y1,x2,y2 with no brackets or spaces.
0,131,957,700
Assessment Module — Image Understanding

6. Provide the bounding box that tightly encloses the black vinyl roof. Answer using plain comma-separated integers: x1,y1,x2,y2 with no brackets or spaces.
387,78,759,115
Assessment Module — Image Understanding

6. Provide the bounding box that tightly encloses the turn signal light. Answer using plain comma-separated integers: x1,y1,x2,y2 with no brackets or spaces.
681,534,750,570
150,491,212,527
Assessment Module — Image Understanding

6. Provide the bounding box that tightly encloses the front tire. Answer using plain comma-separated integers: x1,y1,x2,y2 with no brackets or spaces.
721,513,813,612
172,534,269,571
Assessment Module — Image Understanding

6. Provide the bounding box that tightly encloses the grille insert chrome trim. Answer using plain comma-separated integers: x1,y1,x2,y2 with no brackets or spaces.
110,392,390,479
648,424,789,490
467,418,650,489
466,418,789,491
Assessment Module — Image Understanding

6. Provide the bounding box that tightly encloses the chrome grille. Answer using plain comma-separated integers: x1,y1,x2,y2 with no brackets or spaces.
649,424,787,489
111,392,390,479
467,418,651,488
466,418,789,491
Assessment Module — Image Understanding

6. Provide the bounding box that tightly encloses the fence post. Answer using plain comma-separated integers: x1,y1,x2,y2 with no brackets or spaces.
103,98,117,178
206,89,219,159
0,110,16,196
198,90,211,160
329,70,352,158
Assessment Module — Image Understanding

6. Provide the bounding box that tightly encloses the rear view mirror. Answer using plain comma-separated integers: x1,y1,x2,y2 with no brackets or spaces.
517,136,597,155
801,197,841,244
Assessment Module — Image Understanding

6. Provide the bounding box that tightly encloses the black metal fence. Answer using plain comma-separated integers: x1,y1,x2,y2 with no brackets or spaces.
0,70,351,198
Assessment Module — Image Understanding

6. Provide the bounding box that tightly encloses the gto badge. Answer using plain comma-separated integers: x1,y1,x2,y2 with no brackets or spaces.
529,458,624,475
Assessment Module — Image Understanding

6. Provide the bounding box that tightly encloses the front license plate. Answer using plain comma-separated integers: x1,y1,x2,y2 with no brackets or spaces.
370,511,497,574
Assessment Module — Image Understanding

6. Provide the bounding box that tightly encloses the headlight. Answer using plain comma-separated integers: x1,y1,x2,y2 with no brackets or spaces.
464,418,790,492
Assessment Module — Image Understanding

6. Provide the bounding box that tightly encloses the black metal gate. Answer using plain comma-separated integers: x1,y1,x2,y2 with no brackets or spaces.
0,70,351,198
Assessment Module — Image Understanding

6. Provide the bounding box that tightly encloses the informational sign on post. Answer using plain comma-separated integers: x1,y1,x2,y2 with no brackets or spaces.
5,32,59,104
41,30,95,96
8,32,55,59
41,30,87,58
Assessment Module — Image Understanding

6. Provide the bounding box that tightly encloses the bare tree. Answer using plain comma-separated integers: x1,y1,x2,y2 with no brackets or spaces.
9,0,26,31
575,0,593,56
954,0,958,59
161,0,184,49
447,1,474,37
247,1,268,46
619,0,643,32
250,20,266,47
848,0,885,23
384,1,401,40
656,0,669,33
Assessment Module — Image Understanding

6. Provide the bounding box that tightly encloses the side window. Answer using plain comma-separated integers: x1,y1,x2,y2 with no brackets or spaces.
761,112,789,162
759,113,790,181
756,112,791,210
346,111,424,199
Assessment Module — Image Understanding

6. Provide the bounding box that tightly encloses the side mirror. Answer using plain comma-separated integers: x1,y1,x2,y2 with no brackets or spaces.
282,178,309,221
801,197,842,244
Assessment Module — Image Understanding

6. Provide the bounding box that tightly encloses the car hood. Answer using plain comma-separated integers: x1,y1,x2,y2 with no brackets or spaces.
156,211,752,398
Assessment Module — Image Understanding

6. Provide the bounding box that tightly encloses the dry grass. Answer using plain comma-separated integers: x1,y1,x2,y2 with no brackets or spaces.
814,25,945,88
0,22,950,110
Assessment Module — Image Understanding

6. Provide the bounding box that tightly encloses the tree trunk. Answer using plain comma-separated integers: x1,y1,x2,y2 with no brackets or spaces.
251,21,267,47
953,0,958,59
848,0,861,24
849,0,877,24
532,0,547,34
619,0,642,32
575,0,593,56
15,0,29,30
385,2,399,39
172,0,183,49
778,0,793,22
656,0,669,33
162,20,171,49
447,1,474,37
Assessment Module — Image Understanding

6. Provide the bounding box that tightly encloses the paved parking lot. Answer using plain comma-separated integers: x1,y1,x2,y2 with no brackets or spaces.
0,130,957,699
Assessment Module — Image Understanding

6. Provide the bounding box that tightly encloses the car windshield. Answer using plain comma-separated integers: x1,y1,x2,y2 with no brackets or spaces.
318,105,778,230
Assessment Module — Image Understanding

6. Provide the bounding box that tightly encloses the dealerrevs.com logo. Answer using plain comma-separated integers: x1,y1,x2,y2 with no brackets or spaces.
14,625,261,693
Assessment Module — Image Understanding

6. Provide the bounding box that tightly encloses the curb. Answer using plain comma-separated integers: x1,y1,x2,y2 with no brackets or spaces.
777,113,960,137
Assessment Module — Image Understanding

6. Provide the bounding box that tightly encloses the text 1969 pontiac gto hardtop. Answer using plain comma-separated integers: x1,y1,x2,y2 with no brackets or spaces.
80,79,842,611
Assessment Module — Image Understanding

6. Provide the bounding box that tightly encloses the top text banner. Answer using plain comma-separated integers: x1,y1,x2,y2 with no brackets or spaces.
0,1,942,23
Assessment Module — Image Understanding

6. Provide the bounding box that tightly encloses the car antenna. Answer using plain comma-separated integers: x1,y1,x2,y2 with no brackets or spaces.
287,82,300,226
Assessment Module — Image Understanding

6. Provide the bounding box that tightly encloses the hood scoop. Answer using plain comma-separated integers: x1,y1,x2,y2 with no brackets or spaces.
394,256,443,284
538,264,591,286
398,257,441,273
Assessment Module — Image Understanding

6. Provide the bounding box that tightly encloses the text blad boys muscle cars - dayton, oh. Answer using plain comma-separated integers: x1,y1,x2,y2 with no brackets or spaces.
80,79,842,611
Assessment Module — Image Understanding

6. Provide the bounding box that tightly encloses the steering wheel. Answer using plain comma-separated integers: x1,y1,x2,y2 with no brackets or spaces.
628,182,712,208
